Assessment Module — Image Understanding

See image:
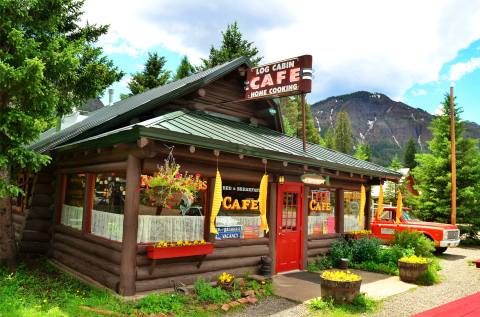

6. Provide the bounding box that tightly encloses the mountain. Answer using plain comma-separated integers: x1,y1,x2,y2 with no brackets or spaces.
311,91,480,166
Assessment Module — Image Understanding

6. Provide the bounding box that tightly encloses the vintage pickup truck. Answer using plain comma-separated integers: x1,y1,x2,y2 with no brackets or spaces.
370,207,460,254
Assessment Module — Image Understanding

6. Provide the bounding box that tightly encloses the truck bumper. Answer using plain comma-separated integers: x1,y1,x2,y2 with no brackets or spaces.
438,239,460,248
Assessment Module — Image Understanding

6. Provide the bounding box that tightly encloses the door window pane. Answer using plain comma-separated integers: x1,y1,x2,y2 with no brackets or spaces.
282,192,298,232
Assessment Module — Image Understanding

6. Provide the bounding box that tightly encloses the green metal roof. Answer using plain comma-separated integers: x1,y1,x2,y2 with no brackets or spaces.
58,110,401,178
30,57,252,153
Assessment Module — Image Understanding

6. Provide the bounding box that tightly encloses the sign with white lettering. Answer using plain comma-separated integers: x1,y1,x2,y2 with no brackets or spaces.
216,226,242,239
245,55,312,100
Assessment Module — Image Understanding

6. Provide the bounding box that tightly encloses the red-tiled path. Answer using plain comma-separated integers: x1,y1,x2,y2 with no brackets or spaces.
412,292,480,317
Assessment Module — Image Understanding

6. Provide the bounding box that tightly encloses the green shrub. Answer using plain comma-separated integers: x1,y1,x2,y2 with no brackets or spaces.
308,294,378,314
350,261,398,275
351,237,381,263
392,230,435,257
135,293,188,314
309,297,335,311
349,293,377,312
307,261,319,272
379,245,415,264
329,238,353,266
417,257,441,286
317,256,333,270
193,279,231,304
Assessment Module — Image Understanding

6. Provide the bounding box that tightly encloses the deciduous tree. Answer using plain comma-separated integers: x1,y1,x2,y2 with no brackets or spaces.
0,0,123,269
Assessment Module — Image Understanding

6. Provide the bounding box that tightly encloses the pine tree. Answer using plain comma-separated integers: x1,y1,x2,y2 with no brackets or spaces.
404,138,418,169
333,111,353,154
354,143,371,161
174,56,195,80
0,0,123,269
390,154,403,171
122,52,171,98
412,95,480,225
324,128,334,149
280,97,323,145
200,21,262,69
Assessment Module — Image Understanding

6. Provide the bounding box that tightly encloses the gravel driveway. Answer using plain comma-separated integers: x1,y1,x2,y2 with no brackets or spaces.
229,246,480,317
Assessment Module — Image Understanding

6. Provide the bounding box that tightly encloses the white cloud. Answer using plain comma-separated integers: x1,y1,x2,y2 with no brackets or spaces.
118,75,132,88
449,57,480,81
83,0,480,101
411,89,427,96
434,104,445,115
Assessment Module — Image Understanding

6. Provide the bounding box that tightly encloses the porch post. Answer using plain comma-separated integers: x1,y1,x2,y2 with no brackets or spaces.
268,182,277,274
336,189,344,234
302,185,309,269
365,187,372,230
119,154,141,296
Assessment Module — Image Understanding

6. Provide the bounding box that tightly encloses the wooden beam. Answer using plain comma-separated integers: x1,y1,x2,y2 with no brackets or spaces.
119,155,141,296
336,189,344,234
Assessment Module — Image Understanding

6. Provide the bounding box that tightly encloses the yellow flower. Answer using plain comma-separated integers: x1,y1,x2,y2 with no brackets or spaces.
321,270,361,282
200,239,206,245
193,240,199,245
218,272,234,284
399,255,430,264
176,240,184,246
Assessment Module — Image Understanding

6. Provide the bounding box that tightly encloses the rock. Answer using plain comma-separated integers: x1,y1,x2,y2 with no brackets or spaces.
238,297,249,304
247,296,258,304
229,301,241,307
221,304,230,311
242,290,255,297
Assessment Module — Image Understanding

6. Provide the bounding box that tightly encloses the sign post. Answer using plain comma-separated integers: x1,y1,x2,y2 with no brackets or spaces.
244,55,313,151
450,86,456,225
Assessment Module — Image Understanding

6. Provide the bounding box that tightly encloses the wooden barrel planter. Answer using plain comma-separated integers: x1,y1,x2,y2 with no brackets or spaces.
398,256,430,283
320,271,362,304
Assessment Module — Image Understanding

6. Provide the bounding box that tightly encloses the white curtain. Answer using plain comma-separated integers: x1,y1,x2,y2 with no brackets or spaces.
91,209,124,241
61,204,83,230
137,215,204,243
344,213,365,232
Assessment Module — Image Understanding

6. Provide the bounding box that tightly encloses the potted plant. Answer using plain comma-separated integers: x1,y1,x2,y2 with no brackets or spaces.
140,152,207,213
217,272,235,290
146,239,213,259
320,270,362,304
398,255,431,283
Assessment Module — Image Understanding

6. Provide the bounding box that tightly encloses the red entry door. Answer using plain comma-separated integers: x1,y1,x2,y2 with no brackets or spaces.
276,183,304,273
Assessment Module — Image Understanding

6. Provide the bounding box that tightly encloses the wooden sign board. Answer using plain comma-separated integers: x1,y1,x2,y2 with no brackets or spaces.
245,55,312,100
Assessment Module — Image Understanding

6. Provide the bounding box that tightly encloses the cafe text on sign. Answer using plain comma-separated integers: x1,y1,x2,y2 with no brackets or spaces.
245,55,312,100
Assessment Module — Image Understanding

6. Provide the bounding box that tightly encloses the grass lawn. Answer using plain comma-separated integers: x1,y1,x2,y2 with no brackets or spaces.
0,257,272,317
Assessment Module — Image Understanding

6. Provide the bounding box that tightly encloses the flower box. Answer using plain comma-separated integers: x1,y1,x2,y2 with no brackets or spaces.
146,243,213,260
320,271,362,304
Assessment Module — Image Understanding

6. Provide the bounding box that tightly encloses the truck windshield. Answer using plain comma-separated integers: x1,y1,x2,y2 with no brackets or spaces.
402,209,418,220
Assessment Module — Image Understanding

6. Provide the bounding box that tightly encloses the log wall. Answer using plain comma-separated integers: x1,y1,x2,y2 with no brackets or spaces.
51,225,121,291
135,238,269,292
306,233,342,264
17,169,56,254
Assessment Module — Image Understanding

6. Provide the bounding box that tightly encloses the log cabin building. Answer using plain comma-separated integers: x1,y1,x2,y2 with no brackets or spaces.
16,57,400,296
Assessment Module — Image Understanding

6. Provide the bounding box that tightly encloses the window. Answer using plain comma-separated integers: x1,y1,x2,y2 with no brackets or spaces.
307,189,336,235
137,174,207,243
61,173,86,230
344,191,364,232
215,181,264,240
90,173,126,241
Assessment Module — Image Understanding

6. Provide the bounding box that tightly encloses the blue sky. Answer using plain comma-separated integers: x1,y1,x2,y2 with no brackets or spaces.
84,0,480,124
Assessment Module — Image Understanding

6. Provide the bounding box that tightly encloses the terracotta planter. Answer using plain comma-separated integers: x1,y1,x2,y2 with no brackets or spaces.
398,261,429,283
146,243,213,260
320,276,362,304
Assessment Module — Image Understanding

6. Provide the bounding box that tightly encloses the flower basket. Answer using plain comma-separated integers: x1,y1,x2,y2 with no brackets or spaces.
398,260,430,283
146,243,213,260
320,271,362,304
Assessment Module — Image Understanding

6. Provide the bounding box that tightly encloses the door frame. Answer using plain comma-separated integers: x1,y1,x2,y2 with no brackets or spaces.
275,182,305,273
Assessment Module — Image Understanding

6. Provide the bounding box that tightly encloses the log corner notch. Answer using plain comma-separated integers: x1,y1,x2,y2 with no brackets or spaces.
119,154,141,296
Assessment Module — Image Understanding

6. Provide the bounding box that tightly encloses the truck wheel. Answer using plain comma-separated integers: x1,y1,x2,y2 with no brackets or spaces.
434,247,448,254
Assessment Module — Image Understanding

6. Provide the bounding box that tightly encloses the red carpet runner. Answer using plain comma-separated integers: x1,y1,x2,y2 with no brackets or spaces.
412,292,480,317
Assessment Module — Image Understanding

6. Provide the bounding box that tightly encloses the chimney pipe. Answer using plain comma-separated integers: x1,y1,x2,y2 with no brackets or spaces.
108,88,114,106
